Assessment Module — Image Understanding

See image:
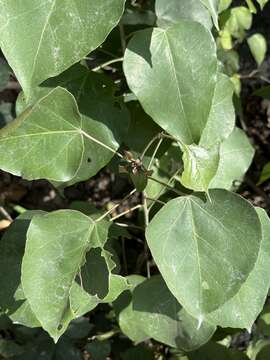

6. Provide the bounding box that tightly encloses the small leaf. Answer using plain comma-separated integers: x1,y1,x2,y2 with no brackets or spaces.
155,0,212,29
146,189,262,317
206,208,270,329
200,0,220,29
254,86,270,100
0,0,126,98
85,340,111,360
180,144,220,192
248,33,267,66
210,127,254,190
225,7,252,40
258,162,270,185
256,0,269,9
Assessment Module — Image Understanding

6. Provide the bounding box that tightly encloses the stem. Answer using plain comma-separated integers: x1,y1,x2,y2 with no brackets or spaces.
148,176,185,196
142,192,150,278
147,137,163,170
145,197,166,206
109,204,142,222
140,133,162,161
0,206,12,221
119,21,126,54
96,189,136,222
92,57,124,72
115,222,144,230
81,130,124,160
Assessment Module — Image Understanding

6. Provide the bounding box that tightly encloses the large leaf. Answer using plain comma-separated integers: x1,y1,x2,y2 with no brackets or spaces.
0,85,128,183
155,0,212,30
210,127,254,189
200,0,220,29
146,189,262,318
206,208,270,330
0,211,43,328
124,22,234,147
129,275,215,351
0,0,125,98
17,65,130,186
22,210,112,341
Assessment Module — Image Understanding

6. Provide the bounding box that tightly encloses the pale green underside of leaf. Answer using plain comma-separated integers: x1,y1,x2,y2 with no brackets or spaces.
21,210,126,342
0,0,125,98
210,127,254,189
206,207,270,329
155,0,212,30
15,64,130,186
146,189,262,317
117,275,216,351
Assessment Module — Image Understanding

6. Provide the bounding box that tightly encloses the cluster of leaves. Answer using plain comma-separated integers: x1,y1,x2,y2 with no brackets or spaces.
0,0,270,358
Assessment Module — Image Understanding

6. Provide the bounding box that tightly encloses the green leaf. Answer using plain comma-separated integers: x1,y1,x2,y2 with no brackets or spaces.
22,210,110,341
200,0,220,29
219,0,233,13
258,162,270,185
114,275,148,343
146,189,262,318
180,144,220,192
248,340,270,360
131,275,215,351
16,65,130,186
155,0,212,30
254,86,270,100
0,85,128,183
210,127,254,190
217,49,240,76
188,341,249,359
124,23,234,147
248,33,267,66
246,0,257,13
85,340,111,360
0,211,44,328
256,0,269,9
224,7,252,40
0,0,125,98
206,208,270,329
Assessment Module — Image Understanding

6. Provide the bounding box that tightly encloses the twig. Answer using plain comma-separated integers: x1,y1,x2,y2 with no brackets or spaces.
142,192,150,278
0,206,12,221
115,222,144,230
147,137,163,170
148,176,185,196
140,133,162,161
109,204,142,222
119,21,126,54
92,57,124,72
145,197,166,206
96,189,136,222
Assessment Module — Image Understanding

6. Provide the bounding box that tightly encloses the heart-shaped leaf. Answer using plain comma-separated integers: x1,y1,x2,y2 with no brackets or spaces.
146,189,262,318
0,0,125,98
123,275,216,351
124,22,234,147
155,0,212,30
206,208,270,330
